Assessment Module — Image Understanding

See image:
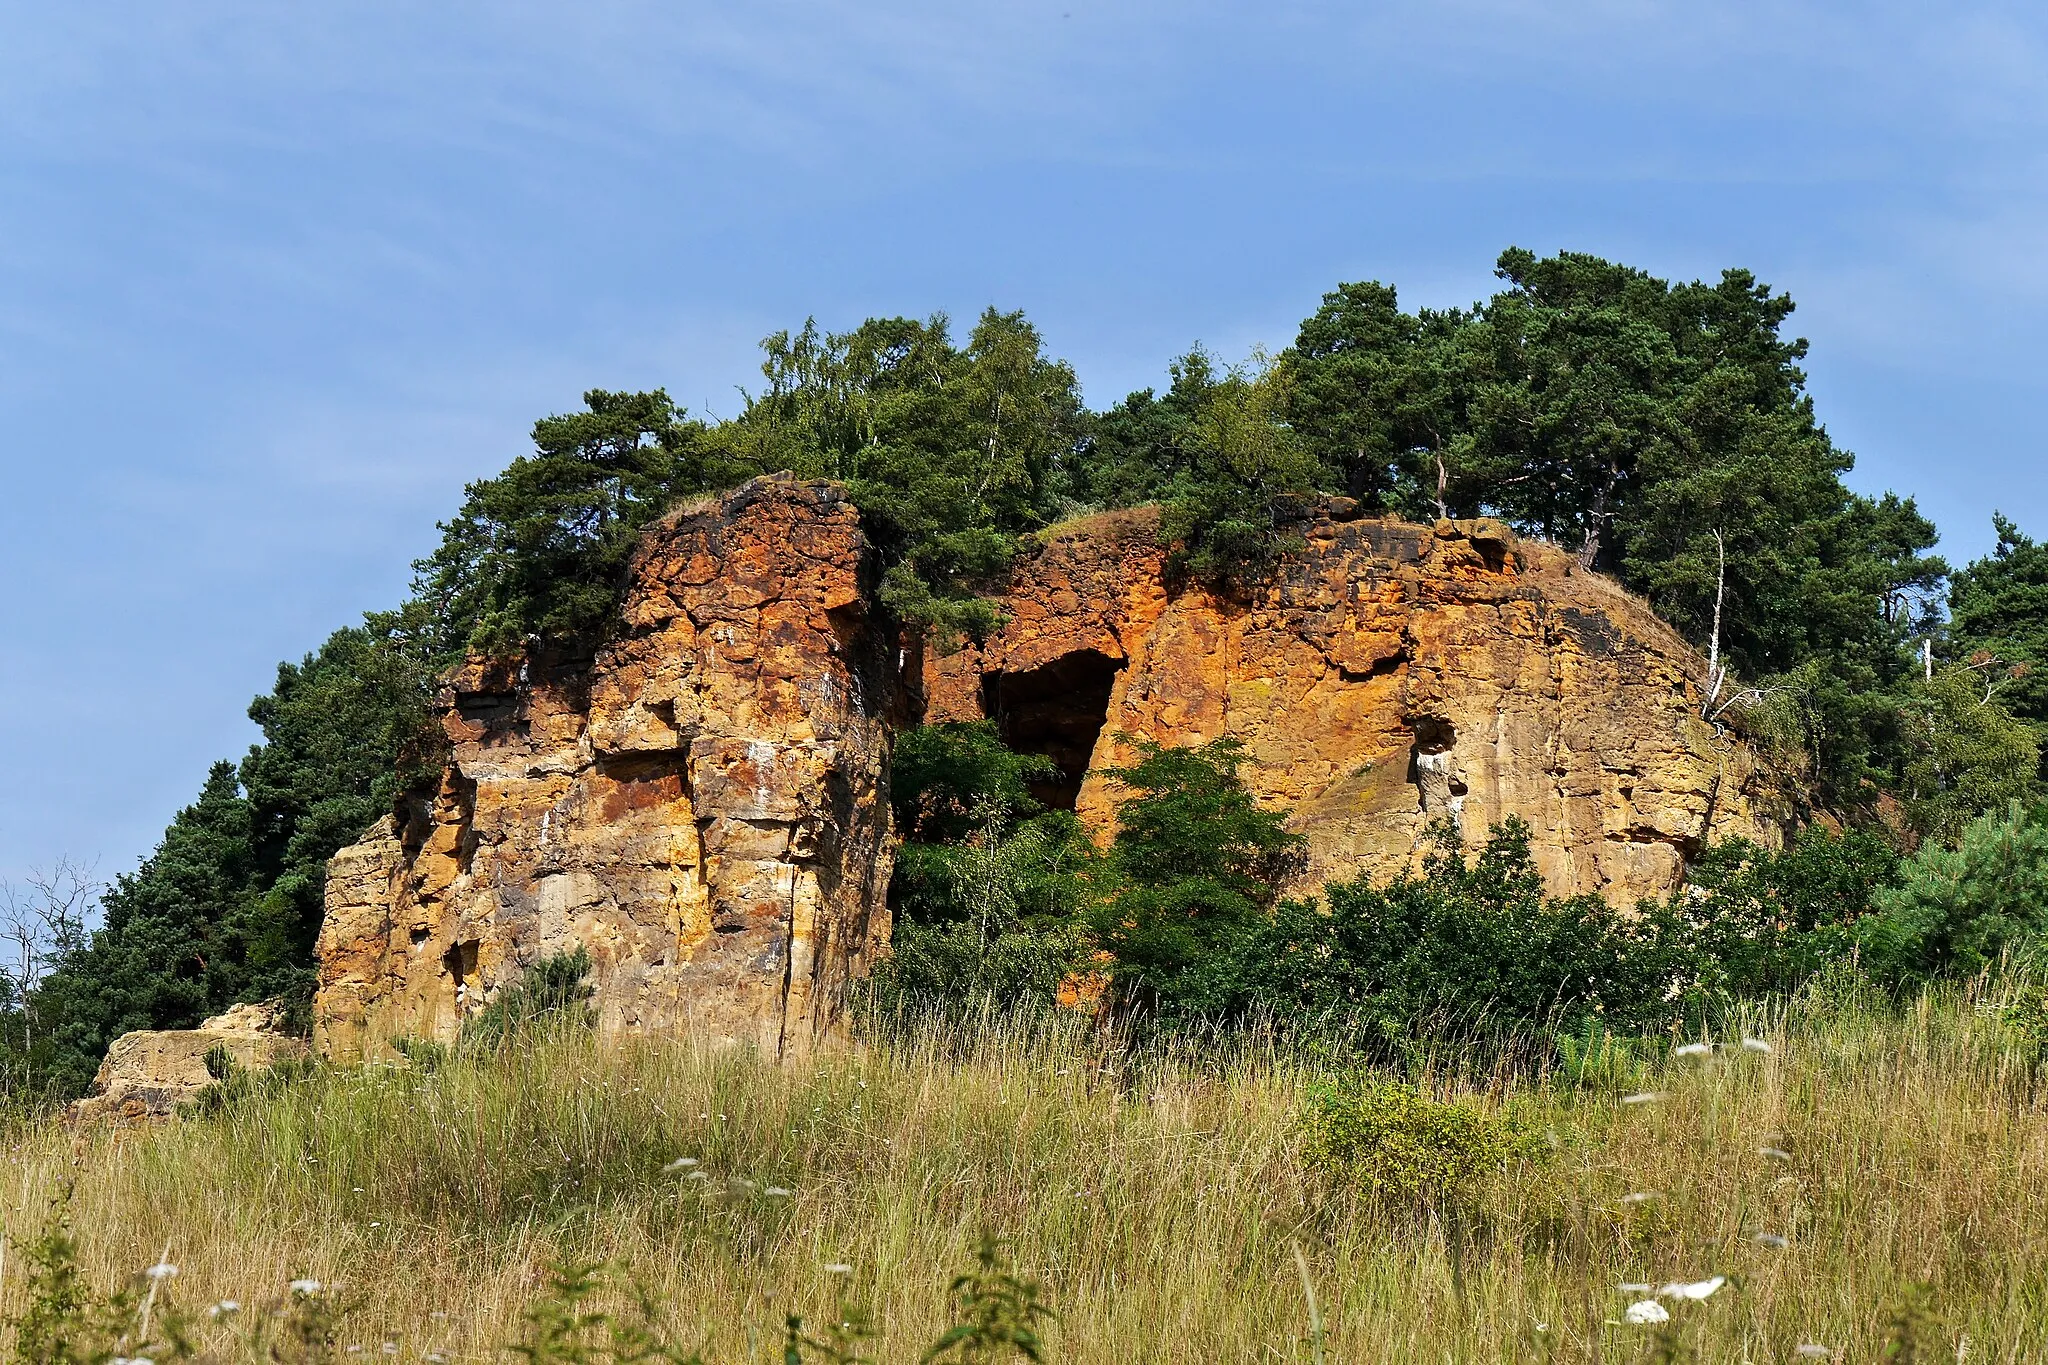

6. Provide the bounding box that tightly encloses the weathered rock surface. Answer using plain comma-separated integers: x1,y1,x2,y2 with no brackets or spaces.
70,1003,305,1123
314,475,897,1062
925,506,1784,902
313,480,1785,1063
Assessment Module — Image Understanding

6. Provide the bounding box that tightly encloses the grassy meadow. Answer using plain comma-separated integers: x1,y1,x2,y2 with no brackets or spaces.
6,977,2048,1363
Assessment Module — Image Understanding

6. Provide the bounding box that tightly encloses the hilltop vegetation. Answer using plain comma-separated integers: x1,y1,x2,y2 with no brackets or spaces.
7,246,2048,1093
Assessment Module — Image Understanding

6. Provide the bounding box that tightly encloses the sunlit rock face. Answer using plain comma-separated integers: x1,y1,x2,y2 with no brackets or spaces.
924,505,1785,903
316,482,1785,1062
315,475,897,1062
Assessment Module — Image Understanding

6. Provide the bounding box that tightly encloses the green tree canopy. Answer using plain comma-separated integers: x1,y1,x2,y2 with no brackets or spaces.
1948,514,2048,749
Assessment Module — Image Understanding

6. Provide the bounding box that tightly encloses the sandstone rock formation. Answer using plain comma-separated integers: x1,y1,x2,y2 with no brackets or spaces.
314,479,1785,1061
315,475,897,1062
70,1003,305,1123
924,506,1784,902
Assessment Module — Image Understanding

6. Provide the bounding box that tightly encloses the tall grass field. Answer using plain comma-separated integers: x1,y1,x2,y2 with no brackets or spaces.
7,976,2048,1362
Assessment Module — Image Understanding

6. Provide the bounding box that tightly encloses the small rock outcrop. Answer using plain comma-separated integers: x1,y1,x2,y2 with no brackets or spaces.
69,1003,304,1123
315,475,897,1062
924,507,1783,902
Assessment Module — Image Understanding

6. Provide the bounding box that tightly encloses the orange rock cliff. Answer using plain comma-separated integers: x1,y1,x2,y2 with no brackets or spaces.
313,474,1786,1060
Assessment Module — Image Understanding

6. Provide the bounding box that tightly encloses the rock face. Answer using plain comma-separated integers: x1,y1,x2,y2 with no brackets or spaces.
70,1003,305,1123
314,475,897,1062
923,506,1783,902
314,481,1785,1061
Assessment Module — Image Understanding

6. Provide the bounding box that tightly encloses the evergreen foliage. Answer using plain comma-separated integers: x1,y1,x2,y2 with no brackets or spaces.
1860,802,2048,981
1947,513,2048,758
1084,739,1307,1018
26,248,2048,1091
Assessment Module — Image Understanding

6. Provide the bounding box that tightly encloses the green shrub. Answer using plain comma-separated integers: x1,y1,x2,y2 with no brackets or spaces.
462,947,597,1048
1302,1073,1543,1199
1088,738,1306,1018
1860,802,2048,980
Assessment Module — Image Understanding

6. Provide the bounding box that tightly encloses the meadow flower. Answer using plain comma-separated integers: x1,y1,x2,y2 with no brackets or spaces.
663,1157,700,1172
823,1263,853,1274
1759,1145,1794,1161
1620,1091,1669,1105
144,1262,178,1280
1619,1192,1658,1205
1752,1232,1788,1249
1673,1042,1713,1057
685,1170,710,1181
1659,1276,1725,1300
291,1279,323,1295
1741,1037,1772,1053
1618,1283,1652,1293
211,1300,241,1319
765,1185,793,1197
1623,1300,1670,1325
1793,1347,1832,1359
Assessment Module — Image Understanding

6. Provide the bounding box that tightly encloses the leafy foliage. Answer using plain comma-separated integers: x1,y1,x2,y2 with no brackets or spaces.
710,311,1088,639
1860,802,2048,981
462,946,597,1049
1301,1074,1544,1199
1893,664,2041,840
25,247,2039,1090
1947,514,2048,764
28,616,439,1092
1085,738,1306,1018
879,723,1090,1010
923,1233,1053,1365
1089,348,1320,589
414,388,730,658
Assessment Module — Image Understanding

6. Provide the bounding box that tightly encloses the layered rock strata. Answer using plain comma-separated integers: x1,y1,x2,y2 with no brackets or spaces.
70,1003,305,1123
315,475,896,1061
315,480,1786,1062
924,506,1783,902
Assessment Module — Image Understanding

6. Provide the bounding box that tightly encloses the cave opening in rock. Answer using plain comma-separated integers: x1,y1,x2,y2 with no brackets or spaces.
982,649,1122,811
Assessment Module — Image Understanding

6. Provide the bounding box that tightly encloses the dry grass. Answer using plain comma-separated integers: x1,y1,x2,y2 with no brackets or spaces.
7,977,2048,1362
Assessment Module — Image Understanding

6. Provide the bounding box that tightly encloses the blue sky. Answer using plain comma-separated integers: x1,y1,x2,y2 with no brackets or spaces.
3,1,2045,889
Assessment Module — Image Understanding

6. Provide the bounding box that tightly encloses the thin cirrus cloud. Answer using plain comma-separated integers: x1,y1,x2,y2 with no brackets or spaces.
2,0,2045,889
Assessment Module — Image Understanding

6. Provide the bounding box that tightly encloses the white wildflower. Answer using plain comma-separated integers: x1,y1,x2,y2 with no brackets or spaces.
663,1157,700,1172
1620,1091,1669,1105
290,1279,323,1295
1619,1192,1658,1205
428,1355,450,1363
144,1262,178,1280
1618,1282,1652,1293
1659,1276,1726,1301
1793,1347,1832,1359
211,1301,241,1319
764,1186,793,1197
1759,1145,1794,1161
1673,1042,1713,1057
823,1263,854,1275
1623,1300,1670,1325
1741,1037,1772,1053
1752,1232,1789,1249
685,1170,710,1181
